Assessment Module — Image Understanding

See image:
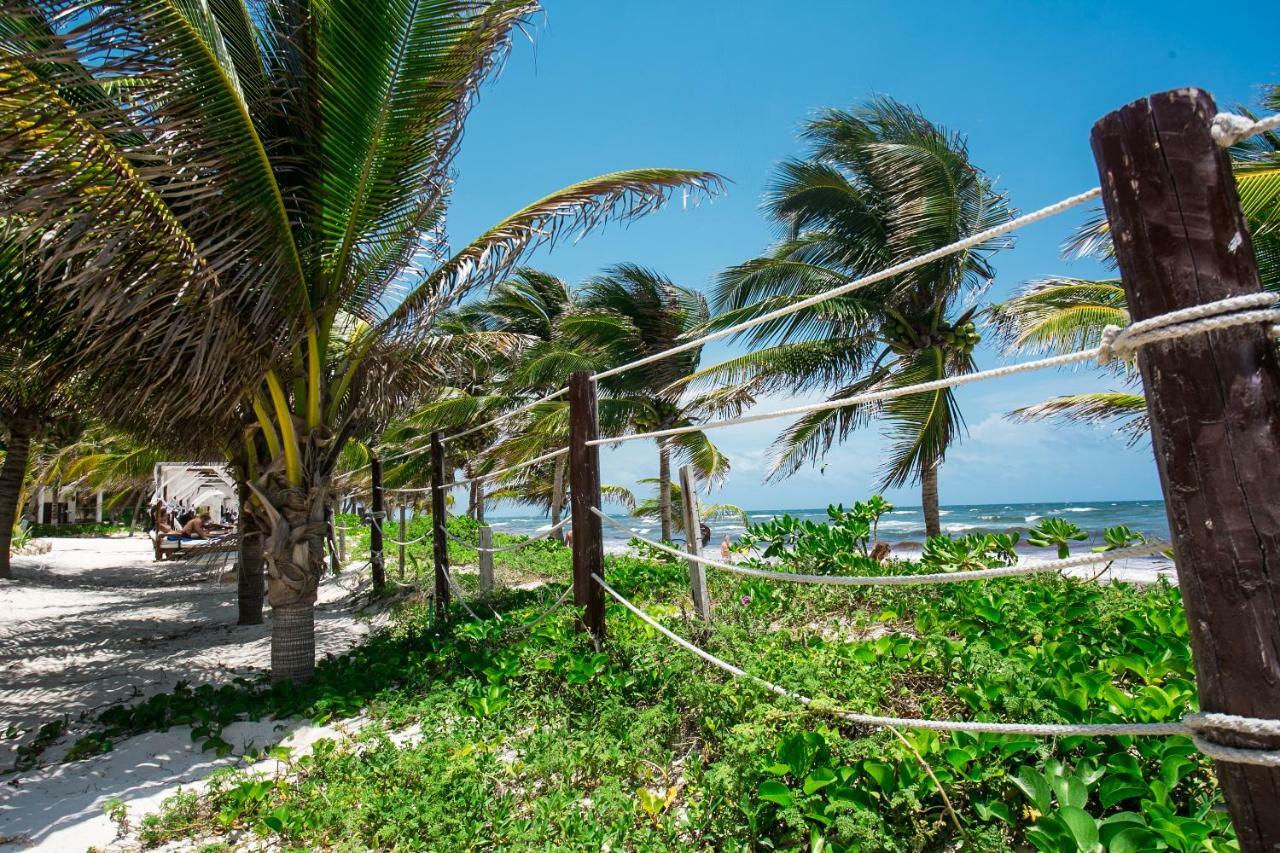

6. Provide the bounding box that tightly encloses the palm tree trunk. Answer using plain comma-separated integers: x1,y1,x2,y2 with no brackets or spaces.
237,479,265,625
549,454,567,543
658,442,673,542
921,462,941,538
0,417,34,579
258,469,326,683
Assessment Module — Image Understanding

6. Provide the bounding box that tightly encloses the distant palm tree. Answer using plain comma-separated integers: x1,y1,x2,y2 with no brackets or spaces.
579,264,742,540
691,99,1011,536
994,84,1280,439
4,1,721,682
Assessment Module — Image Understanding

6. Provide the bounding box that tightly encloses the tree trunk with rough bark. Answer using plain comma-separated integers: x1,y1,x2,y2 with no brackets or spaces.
251,468,328,684
921,462,941,538
0,417,34,579
550,454,567,543
658,442,673,542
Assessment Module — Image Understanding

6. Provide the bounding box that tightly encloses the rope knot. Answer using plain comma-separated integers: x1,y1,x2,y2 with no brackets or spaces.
1096,324,1125,365
1211,112,1259,147
1183,712,1280,767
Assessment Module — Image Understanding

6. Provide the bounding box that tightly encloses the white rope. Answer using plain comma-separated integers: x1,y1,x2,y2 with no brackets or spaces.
501,583,575,635
385,532,431,547
590,294,1280,446
439,564,483,621
593,574,1280,764
436,446,570,491
383,485,435,495
594,508,1168,586
1212,111,1280,146
446,519,570,553
590,188,1101,383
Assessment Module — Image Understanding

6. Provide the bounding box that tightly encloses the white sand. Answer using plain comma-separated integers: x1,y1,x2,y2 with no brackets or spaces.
0,536,385,851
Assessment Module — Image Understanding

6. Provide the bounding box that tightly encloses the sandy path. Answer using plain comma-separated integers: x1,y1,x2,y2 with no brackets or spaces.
0,536,383,851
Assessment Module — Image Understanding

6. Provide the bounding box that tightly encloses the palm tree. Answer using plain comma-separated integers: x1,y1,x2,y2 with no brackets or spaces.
578,264,742,541
690,99,1011,536
4,1,722,682
993,84,1280,438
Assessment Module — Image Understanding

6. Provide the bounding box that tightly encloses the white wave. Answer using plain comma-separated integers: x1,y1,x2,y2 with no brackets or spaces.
877,520,919,531
489,521,510,527
938,510,952,516
750,514,773,519
979,514,1000,521
888,510,917,515
944,523,978,532
1024,515,1041,523
1062,507,1095,513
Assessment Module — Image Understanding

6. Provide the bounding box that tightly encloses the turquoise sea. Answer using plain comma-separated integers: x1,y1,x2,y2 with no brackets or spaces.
486,499,1171,550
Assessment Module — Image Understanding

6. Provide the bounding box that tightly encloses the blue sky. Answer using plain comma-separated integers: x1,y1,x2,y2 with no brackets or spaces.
445,1,1280,512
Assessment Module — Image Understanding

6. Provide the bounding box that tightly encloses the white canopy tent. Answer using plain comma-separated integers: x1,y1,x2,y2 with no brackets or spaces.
152,463,237,519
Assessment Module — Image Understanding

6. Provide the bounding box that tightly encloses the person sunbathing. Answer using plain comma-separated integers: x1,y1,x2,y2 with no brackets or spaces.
176,512,214,540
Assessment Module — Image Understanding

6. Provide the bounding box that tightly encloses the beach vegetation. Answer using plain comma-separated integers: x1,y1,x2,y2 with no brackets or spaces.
82,503,1230,850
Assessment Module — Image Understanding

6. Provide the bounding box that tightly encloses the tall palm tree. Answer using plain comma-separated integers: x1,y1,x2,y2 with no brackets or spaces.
690,99,1011,536
993,84,1280,437
3,1,721,681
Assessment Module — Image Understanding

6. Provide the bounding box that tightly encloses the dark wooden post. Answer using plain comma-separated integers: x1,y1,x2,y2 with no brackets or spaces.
568,371,605,641
1093,87,1280,848
369,455,386,589
430,431,450,617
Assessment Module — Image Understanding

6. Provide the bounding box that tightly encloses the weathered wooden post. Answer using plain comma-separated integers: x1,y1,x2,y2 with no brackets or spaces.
369,456,386,589
568,371,605,641
478,525,495,595
678,465,711,622
1093,87,1280,848
398,502,407,580
430,431,450,617
337,517,347,564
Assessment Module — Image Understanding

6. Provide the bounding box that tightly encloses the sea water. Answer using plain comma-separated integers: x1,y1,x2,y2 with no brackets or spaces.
485,499,1170,551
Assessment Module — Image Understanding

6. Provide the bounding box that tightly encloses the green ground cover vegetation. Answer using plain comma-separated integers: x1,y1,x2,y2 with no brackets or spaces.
79,510,1229,851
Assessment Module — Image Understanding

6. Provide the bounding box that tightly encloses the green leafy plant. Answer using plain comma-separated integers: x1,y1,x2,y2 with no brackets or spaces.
921,532,1020,572
1027,517,1089,558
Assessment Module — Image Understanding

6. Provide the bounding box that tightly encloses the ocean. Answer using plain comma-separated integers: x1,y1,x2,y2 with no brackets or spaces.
485,499,1171,550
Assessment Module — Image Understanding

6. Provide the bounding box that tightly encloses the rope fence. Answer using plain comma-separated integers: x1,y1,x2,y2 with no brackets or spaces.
326,100,1280,828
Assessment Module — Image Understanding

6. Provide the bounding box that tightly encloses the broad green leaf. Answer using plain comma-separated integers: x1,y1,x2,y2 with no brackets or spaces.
1057,806,1100,851
757,781,793,808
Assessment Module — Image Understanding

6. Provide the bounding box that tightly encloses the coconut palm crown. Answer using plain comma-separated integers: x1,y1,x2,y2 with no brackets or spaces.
1,0,721,681
688,98,1011,536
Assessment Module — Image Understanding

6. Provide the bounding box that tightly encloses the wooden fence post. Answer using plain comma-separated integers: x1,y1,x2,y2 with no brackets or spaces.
478,525,494,595
398,503,407,580
338,517,346,564
1093,87,1280,848
369,455,386,589
568,371,605,641
679,465,711,622
430,431,450,618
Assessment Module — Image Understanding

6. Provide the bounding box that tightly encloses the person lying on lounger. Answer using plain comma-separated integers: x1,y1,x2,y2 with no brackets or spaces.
175,512,214,540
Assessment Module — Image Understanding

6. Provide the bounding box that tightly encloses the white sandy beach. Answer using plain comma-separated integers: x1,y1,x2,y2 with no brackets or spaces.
0,536,385,851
